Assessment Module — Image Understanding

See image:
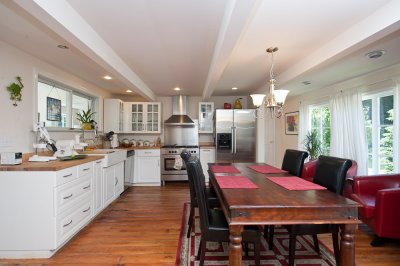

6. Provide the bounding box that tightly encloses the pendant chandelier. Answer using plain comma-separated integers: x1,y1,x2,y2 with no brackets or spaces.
251,47,289,118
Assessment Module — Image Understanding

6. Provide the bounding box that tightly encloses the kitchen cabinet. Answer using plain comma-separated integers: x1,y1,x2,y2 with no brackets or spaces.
126,102,161,133
104,98,124,133
92,159,103,216
134,149,161,185
103,161,124,206
0,161,94,258
198,102,214,133
200,147,215,183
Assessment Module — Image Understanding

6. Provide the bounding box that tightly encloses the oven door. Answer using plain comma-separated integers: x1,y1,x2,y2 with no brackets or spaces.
161,155,187,175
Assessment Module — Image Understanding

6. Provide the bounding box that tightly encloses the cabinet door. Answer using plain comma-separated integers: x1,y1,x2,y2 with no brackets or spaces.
136,156,160,184
145,103,161,133
114,162,124,197
104,99,123,133
199,102,214,133
130,103,145,132
103,166,115,207
200,147,215,183
93,160,103,216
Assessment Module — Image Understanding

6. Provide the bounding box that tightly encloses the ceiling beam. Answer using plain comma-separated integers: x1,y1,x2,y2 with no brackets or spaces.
13,0,155,100
202,0,261,100
278,0,400,90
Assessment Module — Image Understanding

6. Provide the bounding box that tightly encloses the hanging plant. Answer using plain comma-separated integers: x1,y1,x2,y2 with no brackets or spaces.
6,76,24,106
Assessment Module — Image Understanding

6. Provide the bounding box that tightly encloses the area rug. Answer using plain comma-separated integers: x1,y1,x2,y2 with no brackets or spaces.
176,203,336,266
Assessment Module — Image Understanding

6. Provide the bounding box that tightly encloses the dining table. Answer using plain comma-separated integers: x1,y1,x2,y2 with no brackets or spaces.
208,162,361,266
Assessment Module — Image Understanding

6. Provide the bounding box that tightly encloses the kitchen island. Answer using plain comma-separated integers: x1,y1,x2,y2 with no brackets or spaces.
0,154,116,259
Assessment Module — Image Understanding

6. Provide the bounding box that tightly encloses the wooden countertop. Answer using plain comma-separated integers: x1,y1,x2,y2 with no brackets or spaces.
0,155,104,172
117,146,161,151
199,142,215,148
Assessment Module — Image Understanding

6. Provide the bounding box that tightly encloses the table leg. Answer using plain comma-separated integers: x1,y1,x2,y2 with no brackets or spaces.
340,224,356,266
229,224,243,266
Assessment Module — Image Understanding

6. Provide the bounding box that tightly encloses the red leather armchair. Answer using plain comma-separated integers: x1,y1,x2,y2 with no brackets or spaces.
301,159,357,197
350,174,400,245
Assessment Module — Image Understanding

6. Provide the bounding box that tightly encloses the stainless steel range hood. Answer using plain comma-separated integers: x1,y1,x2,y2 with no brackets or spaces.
164,95,195,125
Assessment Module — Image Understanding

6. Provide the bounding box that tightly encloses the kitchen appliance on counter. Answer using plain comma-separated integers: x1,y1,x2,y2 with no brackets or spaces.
215,109,256,163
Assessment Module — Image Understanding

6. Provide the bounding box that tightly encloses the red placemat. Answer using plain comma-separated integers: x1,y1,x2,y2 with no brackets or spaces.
210,165,240,173
247,164,288,174
267,177,327,190
215,175,258,189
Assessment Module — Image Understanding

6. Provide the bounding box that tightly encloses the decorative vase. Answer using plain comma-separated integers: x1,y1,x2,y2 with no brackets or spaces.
81,122,92,130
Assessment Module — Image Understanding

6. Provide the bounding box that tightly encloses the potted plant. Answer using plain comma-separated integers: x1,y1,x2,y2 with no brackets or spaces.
303,130,322,160
76,106,96,130
6,76,24,106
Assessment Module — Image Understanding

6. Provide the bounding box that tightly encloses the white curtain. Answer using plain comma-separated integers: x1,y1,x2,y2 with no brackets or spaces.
297,102,309,151
393,82,400,173
330,90,368,175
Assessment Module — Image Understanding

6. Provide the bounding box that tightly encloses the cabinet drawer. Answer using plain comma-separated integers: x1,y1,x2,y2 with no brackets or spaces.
56,166,78,186
135,149,160,157
55,174,92,215
56,195,92,246
78,162,93,176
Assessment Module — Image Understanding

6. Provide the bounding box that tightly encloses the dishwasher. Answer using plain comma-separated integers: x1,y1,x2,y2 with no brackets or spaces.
124,150,135,190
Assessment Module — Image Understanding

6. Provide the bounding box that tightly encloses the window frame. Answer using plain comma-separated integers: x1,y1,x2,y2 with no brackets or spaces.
362,89,396,174
37,76,98,131
309,102,331,156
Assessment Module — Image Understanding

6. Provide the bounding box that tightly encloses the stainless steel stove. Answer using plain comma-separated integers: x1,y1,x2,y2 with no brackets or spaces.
161,145,199,185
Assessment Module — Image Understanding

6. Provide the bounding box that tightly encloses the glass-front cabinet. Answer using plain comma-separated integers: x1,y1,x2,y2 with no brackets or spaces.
127,102,161,133
198,102,214,133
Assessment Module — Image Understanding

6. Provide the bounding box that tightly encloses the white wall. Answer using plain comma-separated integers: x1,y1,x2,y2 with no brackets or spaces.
273,64,400,167
0,40,113,153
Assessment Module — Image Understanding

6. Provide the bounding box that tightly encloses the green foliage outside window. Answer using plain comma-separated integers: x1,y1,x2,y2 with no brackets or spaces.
310,106,330,156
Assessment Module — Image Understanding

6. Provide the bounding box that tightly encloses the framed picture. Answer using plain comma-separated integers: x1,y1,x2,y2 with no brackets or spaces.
285,111,299,135
47,97,61,121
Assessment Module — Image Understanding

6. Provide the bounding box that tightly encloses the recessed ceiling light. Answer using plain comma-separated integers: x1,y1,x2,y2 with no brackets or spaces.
232,87,238,90
103,75,112,80
174,87,181,91
302,81,311,85
126,90,132,93
365,49,386,59
57,44,69,49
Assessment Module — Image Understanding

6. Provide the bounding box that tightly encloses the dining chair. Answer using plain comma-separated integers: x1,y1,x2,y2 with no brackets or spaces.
186,156,261,266
180,150,219,238
281,149,309,177
269,155,352,266
266,149,309,246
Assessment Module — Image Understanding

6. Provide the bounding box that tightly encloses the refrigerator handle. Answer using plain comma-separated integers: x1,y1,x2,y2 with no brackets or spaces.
231,126,234,154
233,126,237,154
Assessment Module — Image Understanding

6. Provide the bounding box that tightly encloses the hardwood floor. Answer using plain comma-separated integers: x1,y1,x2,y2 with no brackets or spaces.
0,183,399,265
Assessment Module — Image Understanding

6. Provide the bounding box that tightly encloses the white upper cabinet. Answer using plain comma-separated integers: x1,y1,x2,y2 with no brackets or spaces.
198,102,214,133
104,99,124,133
125,102,161,133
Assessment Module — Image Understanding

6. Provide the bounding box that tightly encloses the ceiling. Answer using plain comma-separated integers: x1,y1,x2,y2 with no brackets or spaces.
1,0,400,101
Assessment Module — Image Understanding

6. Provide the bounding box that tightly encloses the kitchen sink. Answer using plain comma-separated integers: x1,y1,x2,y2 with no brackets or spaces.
79,148,127,167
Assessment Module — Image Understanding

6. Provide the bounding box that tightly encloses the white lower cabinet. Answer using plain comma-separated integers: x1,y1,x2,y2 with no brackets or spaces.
103,161,125,206
200,147,216,183
92,159,104,216
134,149,160,185
0,158,124,259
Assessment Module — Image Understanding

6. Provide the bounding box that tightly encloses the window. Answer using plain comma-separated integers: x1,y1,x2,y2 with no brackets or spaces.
362,91,394,174
37,77,96,129
310,104,331,155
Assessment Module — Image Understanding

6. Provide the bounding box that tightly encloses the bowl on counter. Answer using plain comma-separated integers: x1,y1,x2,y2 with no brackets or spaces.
131,139,137,147
121,139,132,148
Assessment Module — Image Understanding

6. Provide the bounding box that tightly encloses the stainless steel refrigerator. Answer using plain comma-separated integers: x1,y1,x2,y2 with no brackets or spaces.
215,109,256,163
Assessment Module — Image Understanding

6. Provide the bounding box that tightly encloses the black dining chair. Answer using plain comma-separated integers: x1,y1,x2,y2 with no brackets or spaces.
266,149,309,247
186,156,261,266
269,155,352,266
281,149,309,177
180,150,219,238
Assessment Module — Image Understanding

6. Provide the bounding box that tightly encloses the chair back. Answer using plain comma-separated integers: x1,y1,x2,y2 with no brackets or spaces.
186,156,210,233
313,155,352,194
281,149,309,177
181,150,196,206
